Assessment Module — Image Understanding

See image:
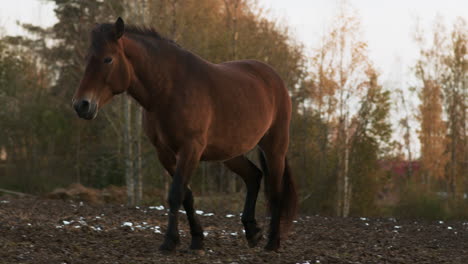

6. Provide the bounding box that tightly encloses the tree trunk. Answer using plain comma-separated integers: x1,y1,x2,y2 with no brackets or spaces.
335,119,345,217
336,115,352,217
133,106,143,204
343,130,351,217
76,122,81,184
123,96,135,206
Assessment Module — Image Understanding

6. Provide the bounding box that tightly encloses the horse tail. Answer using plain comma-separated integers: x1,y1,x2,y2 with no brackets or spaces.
258,150,298,237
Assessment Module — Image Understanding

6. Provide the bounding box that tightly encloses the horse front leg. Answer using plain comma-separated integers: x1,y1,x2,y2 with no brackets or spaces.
183,186,205,251
159,143,203,253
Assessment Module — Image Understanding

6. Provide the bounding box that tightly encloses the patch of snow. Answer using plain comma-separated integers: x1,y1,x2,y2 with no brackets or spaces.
121,222,134,231
447,226,453,230
365,223,370,226
225,214,235,218
95,216,101,219
79,201,84,206
360,217,368,221
203,231,209,237
394,226,402,229
74,225,81,229
196,210,204,215
91,226,102,231
55,225,64,229
149,205,165,210
27,223,32,226
153,226,162,234
203,213,214,216
230,232,238,236
439,221,444,224
62,220,72,225
179,210,187,214
0,200,10,204
78,220,87,226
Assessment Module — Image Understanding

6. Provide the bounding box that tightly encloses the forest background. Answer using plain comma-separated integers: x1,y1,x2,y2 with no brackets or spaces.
0,0,466,219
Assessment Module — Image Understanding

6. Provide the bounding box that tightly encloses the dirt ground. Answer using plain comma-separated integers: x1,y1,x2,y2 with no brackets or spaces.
0,197,467,264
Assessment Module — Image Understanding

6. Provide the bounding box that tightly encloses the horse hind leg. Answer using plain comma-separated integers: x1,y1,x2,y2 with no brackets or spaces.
259,127,298,252
224,155,263,247
259,148,284,251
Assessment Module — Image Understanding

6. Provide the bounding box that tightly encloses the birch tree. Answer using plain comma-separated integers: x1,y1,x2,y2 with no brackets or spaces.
121,0,148,205
310,3,378,217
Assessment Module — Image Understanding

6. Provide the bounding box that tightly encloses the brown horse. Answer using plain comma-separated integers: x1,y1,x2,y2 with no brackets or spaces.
72,17,297,252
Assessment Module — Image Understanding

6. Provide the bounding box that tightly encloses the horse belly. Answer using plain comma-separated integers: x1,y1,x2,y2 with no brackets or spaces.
201,108,272,161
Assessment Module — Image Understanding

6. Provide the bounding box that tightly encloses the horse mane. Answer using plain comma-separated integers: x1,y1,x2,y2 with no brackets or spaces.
92,23,180,50
124,25,165,41
123,25,180,47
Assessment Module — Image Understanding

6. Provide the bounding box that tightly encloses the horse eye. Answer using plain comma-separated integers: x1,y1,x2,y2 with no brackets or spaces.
103,57,113,64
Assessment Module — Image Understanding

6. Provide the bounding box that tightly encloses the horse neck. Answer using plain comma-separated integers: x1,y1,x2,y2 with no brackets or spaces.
122,35,189,112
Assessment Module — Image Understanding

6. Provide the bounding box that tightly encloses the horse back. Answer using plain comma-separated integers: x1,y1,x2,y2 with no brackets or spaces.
197,60,290,160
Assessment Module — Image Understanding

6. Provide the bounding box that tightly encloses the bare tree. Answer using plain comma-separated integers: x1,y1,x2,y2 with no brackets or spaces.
223,0,240,60
413,17,454,192
310,3,375,217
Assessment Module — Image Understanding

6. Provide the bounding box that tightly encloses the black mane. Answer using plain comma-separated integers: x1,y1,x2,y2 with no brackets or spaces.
124,25,166,41
91,23,179,50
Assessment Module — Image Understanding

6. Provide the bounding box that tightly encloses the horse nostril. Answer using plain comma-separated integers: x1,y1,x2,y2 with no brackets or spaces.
74,99,90,113
81,100,90,111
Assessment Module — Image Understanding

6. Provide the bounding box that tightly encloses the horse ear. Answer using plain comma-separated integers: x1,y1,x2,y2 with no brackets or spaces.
114,17,124,39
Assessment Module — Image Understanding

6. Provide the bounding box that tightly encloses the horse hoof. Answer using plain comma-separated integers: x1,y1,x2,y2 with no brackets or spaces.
264,240,280,252
247,230,263,248
190,236,204,251
159,238,180,253
159,244,176,254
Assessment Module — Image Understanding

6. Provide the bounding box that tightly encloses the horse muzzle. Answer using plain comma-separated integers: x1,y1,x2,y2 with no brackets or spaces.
73,99,98,120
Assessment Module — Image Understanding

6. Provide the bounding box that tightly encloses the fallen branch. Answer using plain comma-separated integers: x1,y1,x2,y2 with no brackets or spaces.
0,188,34,197
300,194,312,204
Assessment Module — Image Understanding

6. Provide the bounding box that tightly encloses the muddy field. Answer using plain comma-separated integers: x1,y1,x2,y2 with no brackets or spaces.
0,197,467,264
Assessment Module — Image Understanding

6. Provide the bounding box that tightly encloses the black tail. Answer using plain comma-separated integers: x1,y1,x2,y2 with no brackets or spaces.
258,150,298,237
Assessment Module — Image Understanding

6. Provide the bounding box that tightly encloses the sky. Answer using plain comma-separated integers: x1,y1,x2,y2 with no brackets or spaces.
1,0,465,82
255,0,467,156
257,0,467,81
0,0,466,156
